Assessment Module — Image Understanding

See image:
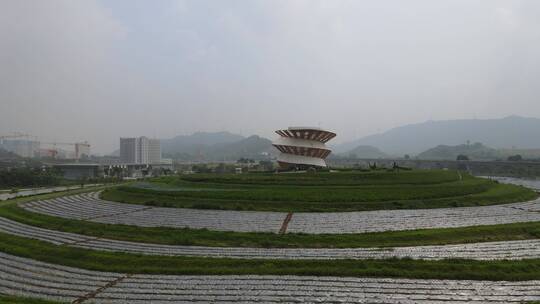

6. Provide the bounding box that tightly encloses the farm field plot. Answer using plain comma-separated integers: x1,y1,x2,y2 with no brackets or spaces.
1,251,540,304
3,195,540,248
19,192,540,234
102,170,537,212
2,215,540,260
2,173,540,303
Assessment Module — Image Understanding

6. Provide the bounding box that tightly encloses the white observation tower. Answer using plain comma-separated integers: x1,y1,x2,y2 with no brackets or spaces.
272,127,336,169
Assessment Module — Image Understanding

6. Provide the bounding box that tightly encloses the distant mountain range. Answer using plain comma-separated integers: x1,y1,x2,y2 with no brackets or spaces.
161,131,244,156
334,116,540,156
161,132,275,161
109,116,540,161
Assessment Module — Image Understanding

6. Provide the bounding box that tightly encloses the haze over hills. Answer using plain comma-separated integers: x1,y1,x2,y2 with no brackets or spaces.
161,132,275,161
415,143,540,161
161,131,244,155
336,145,388,159
200,135,275,161
334,116,540,156
416,143,499,161
109,116,540,161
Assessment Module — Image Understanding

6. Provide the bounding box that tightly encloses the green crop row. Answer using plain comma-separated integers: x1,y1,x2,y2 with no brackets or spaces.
3,202,540,249
0,295,62,304
2,232,540,281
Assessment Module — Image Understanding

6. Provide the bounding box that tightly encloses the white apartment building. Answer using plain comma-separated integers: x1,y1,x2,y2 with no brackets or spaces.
0,139,40,158
147,138,161,164
75,142,91,159
120,137,161,164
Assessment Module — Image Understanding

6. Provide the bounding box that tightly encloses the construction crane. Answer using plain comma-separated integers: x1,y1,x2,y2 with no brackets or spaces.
1,134,90,159
41,141,86,146
40,141,90,159
0,133,33,141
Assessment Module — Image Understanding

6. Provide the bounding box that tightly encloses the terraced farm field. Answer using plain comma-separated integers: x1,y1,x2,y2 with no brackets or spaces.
17,192,540,233
1,171,540,303
102,170,537,212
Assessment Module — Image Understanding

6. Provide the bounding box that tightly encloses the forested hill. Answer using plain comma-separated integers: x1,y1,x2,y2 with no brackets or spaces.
162,133,275,161
161,131,245,156
337,145,388,159
417,143,499,160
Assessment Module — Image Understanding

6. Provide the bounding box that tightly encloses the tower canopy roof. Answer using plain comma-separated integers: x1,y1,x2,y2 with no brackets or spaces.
275,127,336,143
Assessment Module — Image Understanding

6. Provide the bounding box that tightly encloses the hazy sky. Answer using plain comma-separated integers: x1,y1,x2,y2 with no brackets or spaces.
2,0,540,154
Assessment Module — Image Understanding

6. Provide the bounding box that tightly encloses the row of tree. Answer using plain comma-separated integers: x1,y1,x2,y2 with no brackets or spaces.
191,160,275,174
0,168,62,188
457,154,524,161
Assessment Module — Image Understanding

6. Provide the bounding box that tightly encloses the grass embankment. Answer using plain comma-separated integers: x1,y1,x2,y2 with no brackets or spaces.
1,232,540,281
103,182,536,212
102,170,537,212
3,203,540,248
0,295,63,304
174,170,462,186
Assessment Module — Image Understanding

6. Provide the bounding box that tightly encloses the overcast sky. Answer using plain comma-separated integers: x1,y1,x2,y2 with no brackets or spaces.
1,0,540,154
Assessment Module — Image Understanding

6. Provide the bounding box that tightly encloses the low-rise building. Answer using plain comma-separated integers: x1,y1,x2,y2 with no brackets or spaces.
53,163,103,180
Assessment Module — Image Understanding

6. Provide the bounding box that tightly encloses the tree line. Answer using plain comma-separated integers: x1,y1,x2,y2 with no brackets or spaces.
0,168,62,188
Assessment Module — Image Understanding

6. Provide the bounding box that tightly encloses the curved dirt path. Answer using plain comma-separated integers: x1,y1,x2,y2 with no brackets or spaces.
19,192,540,234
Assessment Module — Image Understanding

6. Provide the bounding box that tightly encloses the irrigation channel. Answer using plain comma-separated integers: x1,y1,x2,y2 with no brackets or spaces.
1,177,540,303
